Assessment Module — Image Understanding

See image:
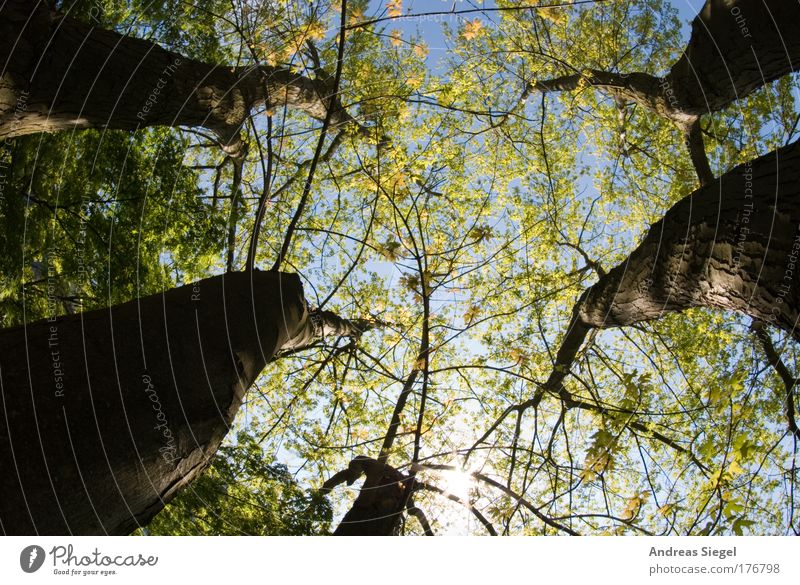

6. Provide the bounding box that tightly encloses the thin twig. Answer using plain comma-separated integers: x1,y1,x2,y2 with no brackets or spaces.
271,0,349,272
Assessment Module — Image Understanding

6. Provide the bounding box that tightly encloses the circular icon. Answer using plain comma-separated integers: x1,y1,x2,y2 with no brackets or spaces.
19,545,46,573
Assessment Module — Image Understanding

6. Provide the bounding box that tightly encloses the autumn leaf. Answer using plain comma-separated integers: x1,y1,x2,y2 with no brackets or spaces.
469,225,493,243
389,29,403,47
538,2,571,26
463,304,480,323
305,20,327,42
462,19,483,40
387,0,402,18
378,239,402,261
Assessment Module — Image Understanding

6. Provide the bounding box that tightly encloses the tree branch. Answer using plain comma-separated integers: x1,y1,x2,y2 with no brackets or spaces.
531,69,672,119
682,118,714,187
271,1,349,272
414,482,497,535
414,464,579,535
225,156,245,272
752,321,800,439
407,506,435,536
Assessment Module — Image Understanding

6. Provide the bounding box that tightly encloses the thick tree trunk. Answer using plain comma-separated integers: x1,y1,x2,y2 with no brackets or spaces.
325,457,411,536
578,139,800,340
666,0,800,117
0,270,309,535
0,1,350,149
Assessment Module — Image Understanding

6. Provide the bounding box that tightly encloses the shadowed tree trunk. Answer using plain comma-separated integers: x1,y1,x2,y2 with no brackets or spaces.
0,1,353,153
578,139,800,340
0,270,348,535
321,456,412,535
531,0,800,186
666,0,800,117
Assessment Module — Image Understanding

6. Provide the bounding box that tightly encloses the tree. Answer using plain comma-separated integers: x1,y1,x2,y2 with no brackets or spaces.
0,0,354,156
0,270,369,534
531,0,800,185
579,139,800,334
1,0,799,537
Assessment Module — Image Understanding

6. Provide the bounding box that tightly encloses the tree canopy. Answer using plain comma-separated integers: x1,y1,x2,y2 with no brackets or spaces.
1,0,799,536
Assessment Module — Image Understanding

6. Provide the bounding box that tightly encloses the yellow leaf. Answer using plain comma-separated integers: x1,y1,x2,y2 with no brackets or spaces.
389,29,403,47
509,348,528,365
348,8,364,25
413,42,429,59
463,304,480,323
462,18,483,40
729,460,746,475
306,21,326,42
387,0,402,18
538,6,569,25
621,494,643,520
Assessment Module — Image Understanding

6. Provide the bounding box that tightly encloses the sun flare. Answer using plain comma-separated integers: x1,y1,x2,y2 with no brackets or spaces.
441,467,473,502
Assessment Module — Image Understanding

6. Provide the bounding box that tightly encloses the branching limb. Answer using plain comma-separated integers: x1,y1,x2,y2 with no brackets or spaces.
558,388,710,473
532,68,716,186
682,118,714,187
414,464,579,535
468,315,591,457
752,321,800,439
531,70,669,118
225,156,246,272
271,1,349,272
414,482,497,535
407,506,434,536
320,455,412,535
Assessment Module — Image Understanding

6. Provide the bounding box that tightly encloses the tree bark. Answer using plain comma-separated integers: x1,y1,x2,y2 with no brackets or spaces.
322,456,411,536
578,139,800,340
666,0,800,117
0,1,352,150
531,1,800,185
0,270,311,535
534,1,800,121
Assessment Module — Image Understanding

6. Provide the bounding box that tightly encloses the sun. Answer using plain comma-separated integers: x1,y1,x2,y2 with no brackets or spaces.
440,467,473,502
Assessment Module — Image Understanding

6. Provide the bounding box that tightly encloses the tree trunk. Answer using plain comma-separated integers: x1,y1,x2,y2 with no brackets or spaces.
0,2,350,149
578,139,800,340
666,0,800,117
0,270,309,535
531,1,800,185
327,457,411,536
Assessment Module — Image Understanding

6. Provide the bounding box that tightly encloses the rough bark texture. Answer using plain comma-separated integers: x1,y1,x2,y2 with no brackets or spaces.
532,70,683,122
666,0,800,116
579,139,800,340
0,1,351,149
0,270,307,535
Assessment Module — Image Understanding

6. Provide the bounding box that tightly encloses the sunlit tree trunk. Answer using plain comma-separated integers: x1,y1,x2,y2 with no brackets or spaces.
322,456,411,536
0,270,311,535
579,139,800,340
665,0,800,117
0,1,350,151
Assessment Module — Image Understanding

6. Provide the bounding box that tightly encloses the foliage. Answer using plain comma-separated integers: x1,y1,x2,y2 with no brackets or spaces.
3,0,799,535
140,432,332,535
